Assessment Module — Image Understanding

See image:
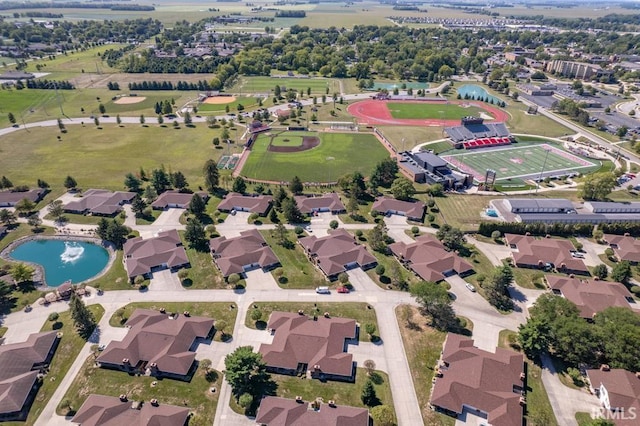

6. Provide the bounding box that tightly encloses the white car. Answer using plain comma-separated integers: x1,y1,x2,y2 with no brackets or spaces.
465,283,477,292
571,252,585,259
315,286,330,294
304,225,312,232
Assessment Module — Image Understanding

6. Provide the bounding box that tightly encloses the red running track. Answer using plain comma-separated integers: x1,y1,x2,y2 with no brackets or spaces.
346,99,510,127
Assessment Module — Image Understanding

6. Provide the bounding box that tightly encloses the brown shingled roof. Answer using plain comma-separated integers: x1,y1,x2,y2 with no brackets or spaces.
605,234,640,264
0,331,59,417
431,334,524,426
97,309,213,378
259,312,356,379
0,189,45,207
71,394,190,426
150,191,208,210
371,197,425,221
586,368,640,426
298,229,376,278
294,193,345,215
209,229,280,277
217,193,272,215
64,189,136,216
504,233,588,273
546,275,633,318
122,229,189,278
255,396,369,426
389,234,473,282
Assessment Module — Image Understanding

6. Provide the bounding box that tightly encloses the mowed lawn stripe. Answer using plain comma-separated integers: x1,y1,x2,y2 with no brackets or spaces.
386,102,486,120
240,132,389,182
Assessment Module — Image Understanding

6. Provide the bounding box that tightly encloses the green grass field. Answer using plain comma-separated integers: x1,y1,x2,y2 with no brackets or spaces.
0,124,224,189
197,96,262,114
240,131,389,182
269,131,317,147
386,102,485,120
229,76,339,94
441,142,600,182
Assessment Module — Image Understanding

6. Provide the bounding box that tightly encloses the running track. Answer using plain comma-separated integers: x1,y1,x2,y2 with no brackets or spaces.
346,99,510,126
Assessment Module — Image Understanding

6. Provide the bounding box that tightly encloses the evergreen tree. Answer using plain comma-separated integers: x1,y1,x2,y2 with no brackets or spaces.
64,175,77,190
289,176,303,195
282,198,304,223
361,380,380,407
69,293,96,340
232,177,247,194
188,194,206,217
185,218,207,251
171,171,188,190
203,159,219,193
124,173,141,192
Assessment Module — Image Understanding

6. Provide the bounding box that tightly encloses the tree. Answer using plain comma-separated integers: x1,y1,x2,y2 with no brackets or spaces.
14,198,36,216
289,175,303,195
64,175,77,191
57,118,66,132
517,317,550,360
238,393,253,408
189,194,206,217
7,112,16,125
183,111,192,125
0,209,17,225
98,103,106,114
410,281,457,331
390,177,416,201
370,405,395,426
611,260,632,284
368,223,388,253
48,200,64,219
436,224,465,251
131,196,146,217
95,218,130,249
375,264,385,276
282,198,304,223
363,359,376,375
250,309,262,323
0,176,12,189
617,126,628,139
232,177,247,194
157,114,164,125
369,158,398,189
580,172,616,201
593,264,608,280
11,263,35,284
361,380,380,407
124,173,142,192
27,214,42,230
224,346,275,401
94,116,100,127
364,323,376,337
203,159,220,193
272,223,293,249
485,265,514,311
185,218,207,251
69,292,97,339
151,168,170,194
170,171,188,190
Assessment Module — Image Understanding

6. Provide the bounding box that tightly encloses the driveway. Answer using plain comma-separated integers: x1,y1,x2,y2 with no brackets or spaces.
577,237,607,269
243,268,280,291
152,208,184,227
149,269,183,291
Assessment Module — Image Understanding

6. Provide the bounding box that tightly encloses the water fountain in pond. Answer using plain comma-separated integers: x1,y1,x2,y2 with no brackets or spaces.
60,241,85,263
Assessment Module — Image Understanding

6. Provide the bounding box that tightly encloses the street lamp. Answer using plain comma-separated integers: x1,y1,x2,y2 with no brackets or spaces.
536,148,551,194
326,156,335,184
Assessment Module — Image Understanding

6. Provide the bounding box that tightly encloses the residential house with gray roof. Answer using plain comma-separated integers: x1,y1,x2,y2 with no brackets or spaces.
122,229,189,280
209,229,280,277
255,396,369,426
150,191,208,210
294,193,345,215
64,189,136,216
371,197,425,221
217,193,272,216
0,189,45,207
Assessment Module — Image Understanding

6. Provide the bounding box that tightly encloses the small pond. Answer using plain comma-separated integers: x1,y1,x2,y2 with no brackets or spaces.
9,239,109,287
457,84,503,104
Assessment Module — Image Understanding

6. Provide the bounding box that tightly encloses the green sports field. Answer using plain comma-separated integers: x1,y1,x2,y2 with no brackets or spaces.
441,142,600,182
386,102,485,120
269,131,317,147
230,76,339,94
197,96,261,113
240,131,389,182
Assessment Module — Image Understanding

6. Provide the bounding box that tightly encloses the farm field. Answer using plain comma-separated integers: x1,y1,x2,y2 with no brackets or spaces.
387,102,485,120
229,75,339,95
0,124,224,189
441,142,600,182
240,131,389,182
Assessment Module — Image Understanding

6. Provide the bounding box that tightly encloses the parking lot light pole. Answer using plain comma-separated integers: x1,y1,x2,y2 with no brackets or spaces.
536,148,551,194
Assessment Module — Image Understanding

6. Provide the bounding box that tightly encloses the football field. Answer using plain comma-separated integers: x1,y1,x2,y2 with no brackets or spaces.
387,102,485,120
441,143,599,182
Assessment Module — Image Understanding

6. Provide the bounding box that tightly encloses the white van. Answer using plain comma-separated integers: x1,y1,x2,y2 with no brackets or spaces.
315,286,330,294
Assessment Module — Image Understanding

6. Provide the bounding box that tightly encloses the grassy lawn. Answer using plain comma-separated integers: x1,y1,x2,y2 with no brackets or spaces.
395,305,453,426
175,233,225,290
375,126,447,152
268,367,394,417
108,302,237,342
511,267,548,290
497,330,558,426
245,302,378,343
366,248,418,290
259,230,327,289
59,355,221,426
85,250,131,291
197,96,261,114
387,102,485,120
134,209,161,225
44,212,105,225
575,412,596,425
0,124,224,189
432,194,490,232
229,76,338,94
240,131,389,183
5,304,106,426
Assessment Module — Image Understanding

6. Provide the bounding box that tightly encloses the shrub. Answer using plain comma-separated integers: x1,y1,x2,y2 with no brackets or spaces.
134,275,145,285
355,230,363,237
427,214,435,222
294,226,303,235
491,230,502,239
239,393,253,408
631,285,640,295
411,226,419,235
228,273,240,284
329,220,339,229
375,264,385,276
48,312,59,322
427,199,435,208
338,272,349,284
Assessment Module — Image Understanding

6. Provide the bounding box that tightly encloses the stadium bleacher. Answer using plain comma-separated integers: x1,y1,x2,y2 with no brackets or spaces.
444,117,512,149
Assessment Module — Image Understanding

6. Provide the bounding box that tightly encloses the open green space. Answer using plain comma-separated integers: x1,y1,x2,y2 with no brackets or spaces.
441,142,600,182
4,304,106,426
0,124,223,189
59,353,221,426
268,131,317,147
22,44,123,75
387,102,486,120
87,250,131,292
245,302,379,343
259,230,327,290
109,302,237,341
197,96,262,114
241,131,389,182
229,76,339,94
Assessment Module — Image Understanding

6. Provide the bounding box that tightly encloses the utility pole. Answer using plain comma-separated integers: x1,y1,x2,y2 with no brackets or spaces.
536,148,551,194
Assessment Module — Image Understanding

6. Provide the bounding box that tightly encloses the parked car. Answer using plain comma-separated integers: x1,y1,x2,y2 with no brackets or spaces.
337,286,350,293
304,225,312,233
465,283,476,292
571,252,585,258
315,286,330,294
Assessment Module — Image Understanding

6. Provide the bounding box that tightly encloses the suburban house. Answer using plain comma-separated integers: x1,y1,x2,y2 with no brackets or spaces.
605,234,640,265
504,233,589,275
586,366,640,426
209,229,280,277
255,396,369,426
431,334,525,426
389,234,474,282
294,193,345,215
63,189,136,216
0,331,60,421
259,311,357,382
298,229,377,280
122,229,190,281
546,275,635,319
0,189,45,207
371,197,425,221
97,309,214,381
150,191,209,210
71,394,190,426
217,193,272,216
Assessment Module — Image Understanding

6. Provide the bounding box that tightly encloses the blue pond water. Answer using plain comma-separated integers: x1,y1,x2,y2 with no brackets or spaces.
9,239,109,287
457,84,502,104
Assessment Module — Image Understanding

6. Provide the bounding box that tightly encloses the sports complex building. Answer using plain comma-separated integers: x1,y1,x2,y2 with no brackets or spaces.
444,117,513,150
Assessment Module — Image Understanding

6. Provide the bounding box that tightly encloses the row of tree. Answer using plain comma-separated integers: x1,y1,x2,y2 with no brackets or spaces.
127,80,216,91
